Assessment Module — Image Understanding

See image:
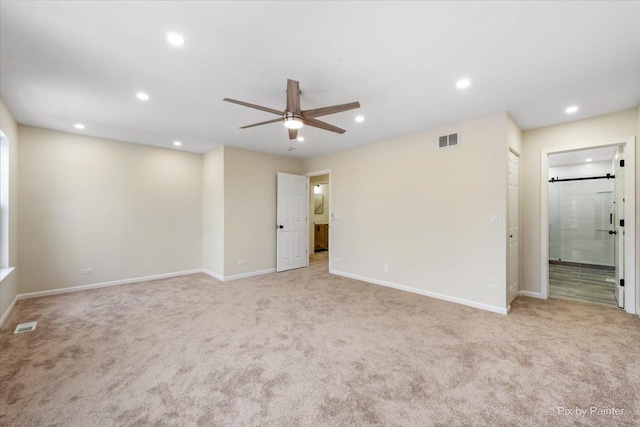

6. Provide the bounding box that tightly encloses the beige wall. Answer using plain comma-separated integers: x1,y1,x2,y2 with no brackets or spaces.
202,146,224,277
0,99,19,321
637,105,640,312
18,125,203,294
521,108,639,296
224,146,302,277
304,113,511,311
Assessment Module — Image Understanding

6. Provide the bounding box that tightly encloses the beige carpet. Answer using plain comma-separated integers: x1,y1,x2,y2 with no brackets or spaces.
1,255,639,426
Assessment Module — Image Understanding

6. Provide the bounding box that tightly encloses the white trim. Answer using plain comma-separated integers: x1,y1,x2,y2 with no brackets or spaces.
202,269,224,281
0,266,15,283
540,148,550,300
223,268,275,281
330,269,508,315
540,136,636,315
203,268,275,282
16,269,203,300
519,290,543,299
0,294,18,327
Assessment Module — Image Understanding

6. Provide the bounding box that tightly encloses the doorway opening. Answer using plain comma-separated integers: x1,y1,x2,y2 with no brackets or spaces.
306,170,330,271
541,137,636,314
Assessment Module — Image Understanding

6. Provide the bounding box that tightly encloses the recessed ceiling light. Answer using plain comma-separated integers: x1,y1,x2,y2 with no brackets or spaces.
355,115,365,123
74,123,85,130
456,78,471,89
166,32,185,47
297,136,304,142
173,141,182,146
565,106,579,114
136,92,150,101
586,158,593,162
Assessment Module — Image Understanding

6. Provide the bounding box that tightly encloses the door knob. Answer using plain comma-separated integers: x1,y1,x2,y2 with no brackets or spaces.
609,230,617,235
278,225,284,229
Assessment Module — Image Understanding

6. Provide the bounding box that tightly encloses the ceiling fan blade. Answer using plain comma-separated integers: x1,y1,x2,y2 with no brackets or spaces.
288,128,298,140
304,118,346,134
223,98,283,116
286,79,301,114
302,101,361,119
239,118,283,129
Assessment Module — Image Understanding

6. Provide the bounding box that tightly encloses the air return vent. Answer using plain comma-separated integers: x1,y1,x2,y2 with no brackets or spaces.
438,132,460,149
14,322,37,334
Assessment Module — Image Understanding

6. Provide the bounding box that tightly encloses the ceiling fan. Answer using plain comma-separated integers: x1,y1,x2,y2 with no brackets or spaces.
223,79,361,140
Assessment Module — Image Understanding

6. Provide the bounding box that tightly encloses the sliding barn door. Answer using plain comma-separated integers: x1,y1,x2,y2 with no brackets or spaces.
276,173,308,272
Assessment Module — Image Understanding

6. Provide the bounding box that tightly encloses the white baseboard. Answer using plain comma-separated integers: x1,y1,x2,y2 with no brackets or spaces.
224,268,275,281
0,294,18,327
15,269,203,301
203,269,224,281
519,290,544,299
203,268,276,282
330,270,508,315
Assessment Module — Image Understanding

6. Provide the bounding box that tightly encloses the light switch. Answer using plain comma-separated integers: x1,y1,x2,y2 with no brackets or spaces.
490,213,499,224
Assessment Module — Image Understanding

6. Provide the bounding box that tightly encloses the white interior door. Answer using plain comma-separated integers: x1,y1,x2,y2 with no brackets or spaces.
277,173,308,272
614,150,625,308
507,151,519,304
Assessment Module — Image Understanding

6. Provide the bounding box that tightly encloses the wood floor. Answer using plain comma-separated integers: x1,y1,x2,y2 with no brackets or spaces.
549,262,618,307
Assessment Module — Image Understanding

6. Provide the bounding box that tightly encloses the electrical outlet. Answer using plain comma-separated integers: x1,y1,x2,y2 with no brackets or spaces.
81,268,92,275
488,284,500,292
383,264,389,273
238,259,246,265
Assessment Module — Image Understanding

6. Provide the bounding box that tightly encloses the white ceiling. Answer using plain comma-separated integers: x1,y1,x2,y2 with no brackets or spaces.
1,2,639,159
548,146,618,167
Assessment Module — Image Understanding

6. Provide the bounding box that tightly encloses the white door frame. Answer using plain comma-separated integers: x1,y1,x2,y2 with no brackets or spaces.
540,136,636,315
305,169,331,269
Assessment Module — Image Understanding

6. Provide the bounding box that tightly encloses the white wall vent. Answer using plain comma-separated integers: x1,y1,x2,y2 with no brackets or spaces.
14,321,37,334
438,132,460,149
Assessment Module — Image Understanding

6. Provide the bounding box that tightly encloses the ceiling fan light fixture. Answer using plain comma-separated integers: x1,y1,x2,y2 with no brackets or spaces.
283,113,304,129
